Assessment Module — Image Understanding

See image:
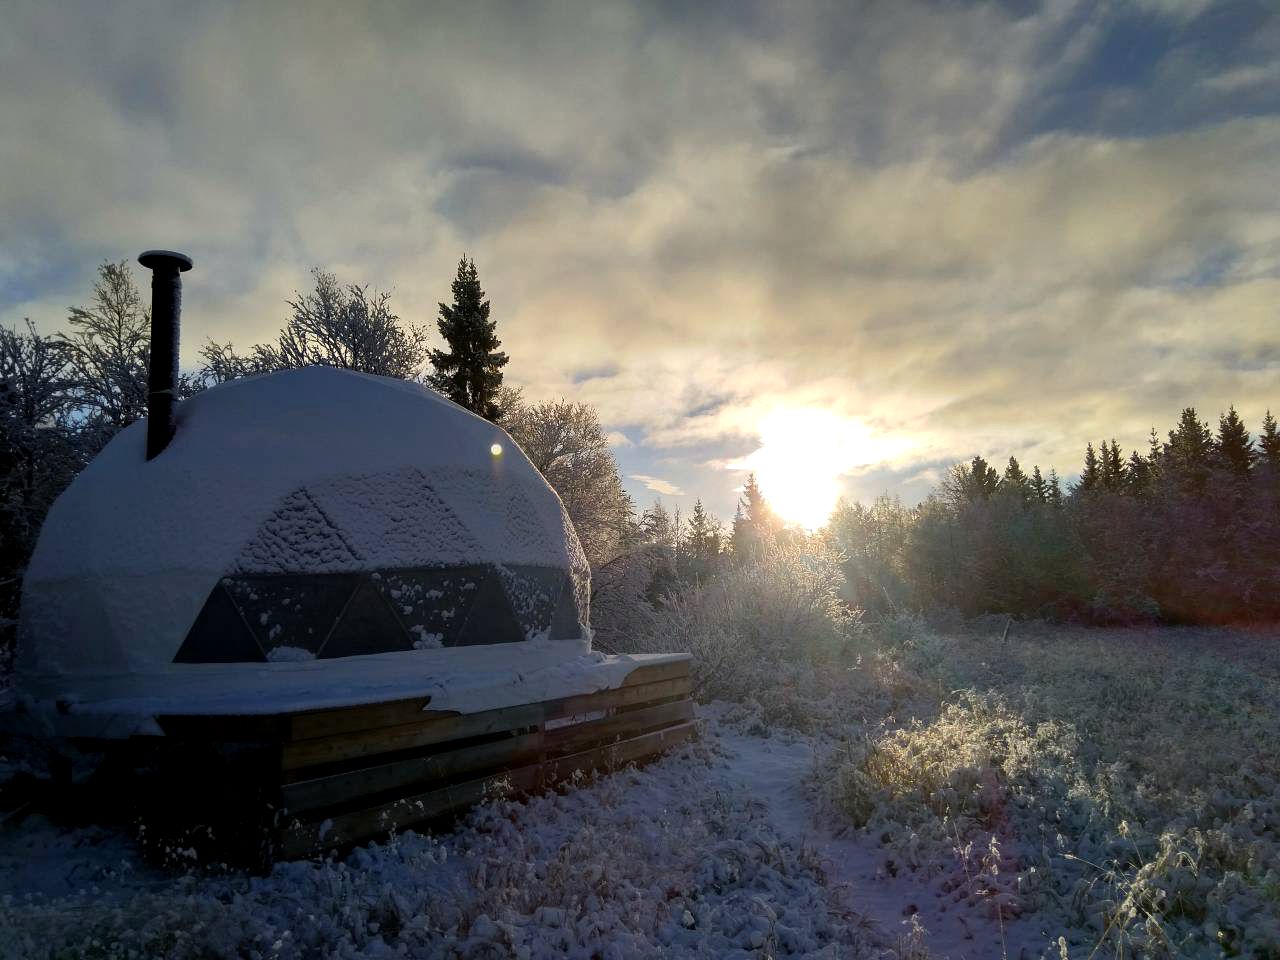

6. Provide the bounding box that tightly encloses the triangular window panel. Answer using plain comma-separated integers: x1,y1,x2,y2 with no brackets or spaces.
548,581,583,641
496,564,567,641
174,582,267,664
319,577,413,659
223,574,358,660
453,570,524,647
372,566,488,649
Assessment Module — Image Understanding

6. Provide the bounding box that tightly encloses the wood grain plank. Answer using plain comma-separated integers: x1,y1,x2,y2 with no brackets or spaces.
280,677,689,774
286,696,435,742
544,699,693,757
280,701,545,773
277,721,698,859
543,676,691,722
281,732,543,815
620,658,691,687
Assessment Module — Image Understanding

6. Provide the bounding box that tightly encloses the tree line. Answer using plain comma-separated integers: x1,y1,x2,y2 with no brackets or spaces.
828,407,1280,625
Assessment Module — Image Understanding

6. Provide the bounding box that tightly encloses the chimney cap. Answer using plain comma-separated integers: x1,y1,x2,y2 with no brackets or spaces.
138,250,193,272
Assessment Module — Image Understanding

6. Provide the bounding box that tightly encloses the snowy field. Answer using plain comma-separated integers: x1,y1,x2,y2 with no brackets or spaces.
2,624,1279,959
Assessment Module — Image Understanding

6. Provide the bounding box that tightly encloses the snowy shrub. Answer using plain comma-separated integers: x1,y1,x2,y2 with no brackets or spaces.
625,537,860,726
819,627,1280,958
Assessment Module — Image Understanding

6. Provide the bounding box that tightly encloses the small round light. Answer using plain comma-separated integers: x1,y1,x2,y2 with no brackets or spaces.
490,443,503,457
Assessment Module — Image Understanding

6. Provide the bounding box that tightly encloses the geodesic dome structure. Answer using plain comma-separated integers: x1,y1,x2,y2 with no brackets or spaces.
17,367,590,702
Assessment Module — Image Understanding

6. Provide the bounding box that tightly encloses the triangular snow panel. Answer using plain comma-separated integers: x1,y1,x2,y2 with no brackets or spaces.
233,489,361,574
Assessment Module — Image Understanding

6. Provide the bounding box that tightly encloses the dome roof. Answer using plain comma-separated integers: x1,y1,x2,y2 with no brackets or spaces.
18,367,589,688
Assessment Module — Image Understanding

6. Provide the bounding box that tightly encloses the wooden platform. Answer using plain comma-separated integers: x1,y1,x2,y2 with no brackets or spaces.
151,655,695,861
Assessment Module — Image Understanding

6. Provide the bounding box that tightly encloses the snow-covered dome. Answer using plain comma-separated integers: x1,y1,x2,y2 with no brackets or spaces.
18,367,590,704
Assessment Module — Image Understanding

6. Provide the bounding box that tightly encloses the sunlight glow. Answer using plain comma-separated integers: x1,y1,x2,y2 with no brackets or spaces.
490,443,503,457
729,408,910,530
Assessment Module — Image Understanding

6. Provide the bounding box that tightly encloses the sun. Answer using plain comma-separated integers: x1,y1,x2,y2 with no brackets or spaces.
731,408,905,530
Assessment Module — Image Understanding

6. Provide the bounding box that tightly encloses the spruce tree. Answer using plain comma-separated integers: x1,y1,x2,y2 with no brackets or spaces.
428,256,508,420
964,456,1000,502
1047,468,1064,508
730,473,776,561
1001,456,1030,503
1102,439,1125,491
1078,443,1100,493
1125,450,1151,496
1166,407,1214,493
1030,465,1048,503
681,499,722,584
1214,405,1254,480
1260,410,1280,473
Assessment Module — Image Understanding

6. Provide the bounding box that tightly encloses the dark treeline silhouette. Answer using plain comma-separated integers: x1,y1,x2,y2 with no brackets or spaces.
831,406,1280,625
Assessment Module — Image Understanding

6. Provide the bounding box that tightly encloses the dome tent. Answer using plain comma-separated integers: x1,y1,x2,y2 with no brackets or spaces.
17,366,593,722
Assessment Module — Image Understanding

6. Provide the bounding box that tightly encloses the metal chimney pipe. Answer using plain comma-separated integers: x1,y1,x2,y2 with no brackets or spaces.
138,250,193,460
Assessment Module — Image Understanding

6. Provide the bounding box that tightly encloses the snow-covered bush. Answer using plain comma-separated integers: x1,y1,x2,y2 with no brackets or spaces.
625,536,860,723
819,628,1280,958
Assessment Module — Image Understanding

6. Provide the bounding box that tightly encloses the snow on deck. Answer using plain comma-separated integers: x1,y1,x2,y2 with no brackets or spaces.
10,649,691,739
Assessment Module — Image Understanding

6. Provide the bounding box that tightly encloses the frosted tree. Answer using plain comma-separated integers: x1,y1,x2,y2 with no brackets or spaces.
428,256,508,420
61,261,151,441
730,473,777,561
679,499,723,585
201,269,430,383
502,398,633,566
0,321,78,643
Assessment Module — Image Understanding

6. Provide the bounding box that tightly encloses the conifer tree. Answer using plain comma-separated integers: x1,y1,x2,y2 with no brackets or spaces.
1214,405,1254,480
1166,407,1214,493
1001,456,1030,503
966,456,1000,501
1260,410,1280,473
1030,465,1049,503
1047,468,1064,508
1125,450,1151,495
1078,442,1100,493
681,499,722,584
428,256,508,420
1101,439,1125,491
730,473,776,561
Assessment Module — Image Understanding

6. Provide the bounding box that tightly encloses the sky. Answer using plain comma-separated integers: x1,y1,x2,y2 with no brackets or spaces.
2,0,1279,524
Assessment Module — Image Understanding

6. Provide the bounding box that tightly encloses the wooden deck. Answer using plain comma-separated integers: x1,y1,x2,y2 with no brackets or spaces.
153,655,695,861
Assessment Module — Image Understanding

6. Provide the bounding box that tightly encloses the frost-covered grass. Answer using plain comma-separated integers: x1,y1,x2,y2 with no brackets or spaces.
5,619,1278,959
0,736,895,960
821,622,1280,958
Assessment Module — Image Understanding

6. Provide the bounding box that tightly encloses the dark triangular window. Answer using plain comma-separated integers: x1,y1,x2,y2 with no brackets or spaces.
174,582,267,663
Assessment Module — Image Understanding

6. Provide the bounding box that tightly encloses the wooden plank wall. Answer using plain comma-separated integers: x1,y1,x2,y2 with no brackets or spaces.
160,656,696,861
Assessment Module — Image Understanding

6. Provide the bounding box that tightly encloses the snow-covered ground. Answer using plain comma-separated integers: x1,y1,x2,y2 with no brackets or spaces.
4,624,1278,959
0,706,1030,960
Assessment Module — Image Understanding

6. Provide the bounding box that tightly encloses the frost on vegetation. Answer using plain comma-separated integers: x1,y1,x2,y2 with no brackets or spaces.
818,626,1280,958
0,739,896,960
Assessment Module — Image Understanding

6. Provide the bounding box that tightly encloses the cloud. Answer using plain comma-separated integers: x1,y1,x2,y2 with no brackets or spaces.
2,0,1278,521
630,474,685,497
